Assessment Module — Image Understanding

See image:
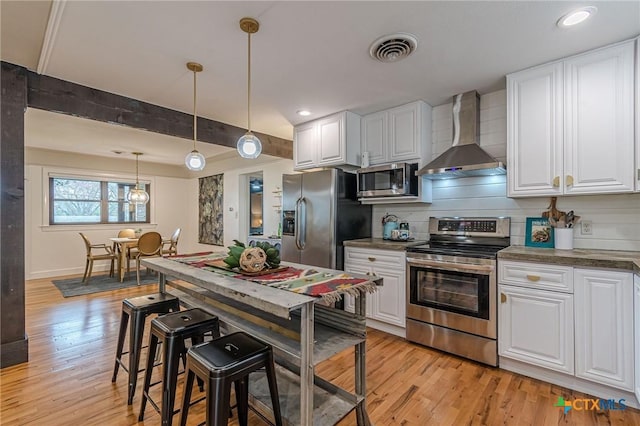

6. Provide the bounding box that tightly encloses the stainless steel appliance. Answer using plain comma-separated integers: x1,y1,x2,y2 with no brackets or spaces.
417,91,505,179
282,169,371,270
356,162,418,198
406,217,510,366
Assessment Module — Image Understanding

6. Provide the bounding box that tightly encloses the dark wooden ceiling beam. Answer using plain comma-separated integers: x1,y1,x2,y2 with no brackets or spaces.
23,64,293,159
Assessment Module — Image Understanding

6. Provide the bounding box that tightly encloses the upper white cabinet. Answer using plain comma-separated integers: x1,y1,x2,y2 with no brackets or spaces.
574,268,634,391
293,111,361,170
361,100,431,166
636,38,640,192
507,40,635,197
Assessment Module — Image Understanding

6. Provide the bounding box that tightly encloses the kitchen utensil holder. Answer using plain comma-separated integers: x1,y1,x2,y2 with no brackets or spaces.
554,228,574,250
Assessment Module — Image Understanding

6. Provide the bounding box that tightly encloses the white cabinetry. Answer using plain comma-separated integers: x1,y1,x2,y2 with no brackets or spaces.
499,261,574,374
361,101,431,166
574,268,634,391
293,111,360,170
499,284,574,374
344,247,406,337
507,40,635,197
499,259,637,407
634,274,640,403
636,38,640,192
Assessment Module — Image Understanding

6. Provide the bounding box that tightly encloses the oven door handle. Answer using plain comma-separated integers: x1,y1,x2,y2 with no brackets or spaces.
406,258,495,274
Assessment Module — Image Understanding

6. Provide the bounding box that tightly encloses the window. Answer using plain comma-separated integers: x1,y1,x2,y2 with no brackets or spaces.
49,177,150,224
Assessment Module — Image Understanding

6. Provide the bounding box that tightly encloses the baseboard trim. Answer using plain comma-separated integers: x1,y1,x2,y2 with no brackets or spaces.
27,264,113,280
1,336,29,368
499,357,639,409
366,318,406,338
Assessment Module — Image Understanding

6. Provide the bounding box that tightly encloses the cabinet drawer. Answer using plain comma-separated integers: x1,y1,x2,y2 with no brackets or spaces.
345,247,405,271
499,260,573,293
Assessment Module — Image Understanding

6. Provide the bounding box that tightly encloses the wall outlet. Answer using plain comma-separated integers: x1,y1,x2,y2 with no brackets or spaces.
581,220,592,235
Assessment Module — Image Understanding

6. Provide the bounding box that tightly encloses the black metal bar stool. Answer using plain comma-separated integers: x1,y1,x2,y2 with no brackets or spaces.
178,332,283,426
112,293,180,405
138,308,220,426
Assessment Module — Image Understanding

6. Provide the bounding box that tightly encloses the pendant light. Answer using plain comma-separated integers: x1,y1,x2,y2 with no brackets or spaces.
237,17,262,159
185,61,206,170
127,152,149,205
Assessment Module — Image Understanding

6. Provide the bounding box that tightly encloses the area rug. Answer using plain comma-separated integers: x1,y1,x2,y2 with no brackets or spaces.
52,273,158,297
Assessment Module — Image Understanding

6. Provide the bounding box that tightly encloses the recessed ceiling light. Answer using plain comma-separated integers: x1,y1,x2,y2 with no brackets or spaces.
297,110,311,116
557,6,597,28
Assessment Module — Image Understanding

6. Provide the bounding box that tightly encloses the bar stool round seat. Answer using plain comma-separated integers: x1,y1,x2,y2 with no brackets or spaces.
112,293,181,405
179,332,283,426
138,308,220,426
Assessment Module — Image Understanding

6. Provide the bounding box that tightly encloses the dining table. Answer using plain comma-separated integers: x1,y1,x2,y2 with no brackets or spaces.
110,235,173,282
109,237,138,282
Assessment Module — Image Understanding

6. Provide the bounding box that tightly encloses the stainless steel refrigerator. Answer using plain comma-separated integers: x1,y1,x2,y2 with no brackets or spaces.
281,169,371,270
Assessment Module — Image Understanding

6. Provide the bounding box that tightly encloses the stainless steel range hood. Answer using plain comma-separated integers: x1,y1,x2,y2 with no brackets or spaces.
417,90,505,179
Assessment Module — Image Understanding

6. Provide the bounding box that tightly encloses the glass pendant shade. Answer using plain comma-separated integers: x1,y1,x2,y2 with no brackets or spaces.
237,132,262,159
127,185,150,205
185,150,206,170
185,61,206,171
127,152,149,205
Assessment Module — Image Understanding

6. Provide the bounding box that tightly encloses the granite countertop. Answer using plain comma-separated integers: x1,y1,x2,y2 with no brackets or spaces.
498,246,640,275
343,238,427,251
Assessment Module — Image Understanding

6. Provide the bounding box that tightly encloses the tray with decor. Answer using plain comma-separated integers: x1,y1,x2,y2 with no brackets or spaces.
209,239,286,276
204,258,289,276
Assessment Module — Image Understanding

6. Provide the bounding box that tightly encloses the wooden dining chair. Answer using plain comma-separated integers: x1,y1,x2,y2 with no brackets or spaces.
162,228,181,256
79,232,117,284
116,228,136,276
132,232,163,285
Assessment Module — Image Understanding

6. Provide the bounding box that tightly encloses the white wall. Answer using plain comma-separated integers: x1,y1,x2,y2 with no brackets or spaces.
25,151,294,279
373,90,640,251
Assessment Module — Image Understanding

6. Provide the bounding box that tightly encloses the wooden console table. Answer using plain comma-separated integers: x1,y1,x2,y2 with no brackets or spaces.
142,257,379,426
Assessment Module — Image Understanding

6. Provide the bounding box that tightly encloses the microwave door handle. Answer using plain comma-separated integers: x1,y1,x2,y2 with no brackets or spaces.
299,197,307,250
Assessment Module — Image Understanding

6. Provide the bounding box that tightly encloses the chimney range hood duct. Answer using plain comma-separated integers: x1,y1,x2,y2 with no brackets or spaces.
417,90,506,179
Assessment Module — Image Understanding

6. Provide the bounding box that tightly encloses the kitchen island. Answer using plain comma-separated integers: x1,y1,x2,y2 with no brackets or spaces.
141,256,381,426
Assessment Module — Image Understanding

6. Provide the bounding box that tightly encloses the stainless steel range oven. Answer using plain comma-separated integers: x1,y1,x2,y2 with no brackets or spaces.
406,217,510,366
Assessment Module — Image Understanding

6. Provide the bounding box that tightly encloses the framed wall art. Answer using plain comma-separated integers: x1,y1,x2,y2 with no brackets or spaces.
524,217,554,248
198,174,224,245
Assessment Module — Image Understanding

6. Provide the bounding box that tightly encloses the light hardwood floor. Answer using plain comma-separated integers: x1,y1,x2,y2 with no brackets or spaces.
1,276,639,425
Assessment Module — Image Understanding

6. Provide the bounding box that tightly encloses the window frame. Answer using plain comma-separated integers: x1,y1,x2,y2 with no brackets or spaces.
46,170,153,226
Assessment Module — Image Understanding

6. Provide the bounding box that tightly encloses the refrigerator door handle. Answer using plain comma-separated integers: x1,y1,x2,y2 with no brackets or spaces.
295,197,303,250
299,197,307,250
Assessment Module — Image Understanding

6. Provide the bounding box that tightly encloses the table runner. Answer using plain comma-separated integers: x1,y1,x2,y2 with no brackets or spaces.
168,252,378,304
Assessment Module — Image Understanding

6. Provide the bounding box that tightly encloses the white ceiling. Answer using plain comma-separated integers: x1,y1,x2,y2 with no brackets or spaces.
2,1,639,165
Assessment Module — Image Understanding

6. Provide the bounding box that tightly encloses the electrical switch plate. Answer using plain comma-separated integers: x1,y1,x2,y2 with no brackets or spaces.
581,220,592,235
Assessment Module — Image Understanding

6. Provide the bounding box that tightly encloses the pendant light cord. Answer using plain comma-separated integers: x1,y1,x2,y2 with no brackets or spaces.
193,68,198,149
247,30,252,133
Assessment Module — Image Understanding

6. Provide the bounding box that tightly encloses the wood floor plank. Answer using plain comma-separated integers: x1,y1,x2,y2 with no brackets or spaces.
1,276,639,425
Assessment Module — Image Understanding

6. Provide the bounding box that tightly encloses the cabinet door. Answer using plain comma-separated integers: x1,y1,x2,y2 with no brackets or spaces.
343,262,372,316
317,113,345,166
361,111,387,165
293,122,317,170
507,62,563,197
564,41,635,195
634,274,640,403
499,285,574,374
636,38,640,192
388,102,421,162
370,265,405,328
574,268,633,391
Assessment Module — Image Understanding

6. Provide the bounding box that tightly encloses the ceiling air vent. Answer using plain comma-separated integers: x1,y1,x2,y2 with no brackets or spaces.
369,33,418,63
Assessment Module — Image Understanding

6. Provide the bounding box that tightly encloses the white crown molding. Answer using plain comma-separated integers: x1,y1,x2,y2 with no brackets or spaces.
37,0,67,75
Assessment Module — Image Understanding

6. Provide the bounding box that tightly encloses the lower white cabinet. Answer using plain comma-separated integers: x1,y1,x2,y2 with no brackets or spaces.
574,269,634,391
499,285,574,374
635,274,640,403
344,247,406,336
498,260,636,397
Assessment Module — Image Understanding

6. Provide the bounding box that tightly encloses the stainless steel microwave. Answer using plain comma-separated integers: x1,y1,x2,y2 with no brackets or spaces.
356,162,419,198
